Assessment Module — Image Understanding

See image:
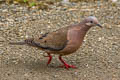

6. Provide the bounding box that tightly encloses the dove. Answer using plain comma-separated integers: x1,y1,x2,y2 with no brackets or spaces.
9,16,102,69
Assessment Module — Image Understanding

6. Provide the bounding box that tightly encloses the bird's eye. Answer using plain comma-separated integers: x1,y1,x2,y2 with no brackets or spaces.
90,21,93,23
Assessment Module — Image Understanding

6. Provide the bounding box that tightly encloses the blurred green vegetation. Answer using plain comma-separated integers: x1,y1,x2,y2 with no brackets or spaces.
1,0,102,9
3,0,61,9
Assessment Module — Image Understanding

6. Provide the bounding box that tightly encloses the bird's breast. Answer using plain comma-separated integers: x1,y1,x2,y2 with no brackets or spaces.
59,29,87,55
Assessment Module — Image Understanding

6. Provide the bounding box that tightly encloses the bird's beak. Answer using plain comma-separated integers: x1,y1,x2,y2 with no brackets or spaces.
96,24,102,28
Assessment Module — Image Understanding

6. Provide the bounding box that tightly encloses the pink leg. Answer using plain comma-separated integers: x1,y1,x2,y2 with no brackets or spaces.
59,56,76,69
44,53,52,65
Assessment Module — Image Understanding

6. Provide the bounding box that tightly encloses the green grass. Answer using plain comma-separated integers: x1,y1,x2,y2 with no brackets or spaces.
2,0,101,10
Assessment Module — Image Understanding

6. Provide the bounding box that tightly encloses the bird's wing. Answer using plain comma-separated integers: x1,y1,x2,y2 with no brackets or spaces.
25,27,69,51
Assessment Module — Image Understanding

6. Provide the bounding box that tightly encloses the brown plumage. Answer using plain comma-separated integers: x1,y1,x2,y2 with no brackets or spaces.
10,16,102,69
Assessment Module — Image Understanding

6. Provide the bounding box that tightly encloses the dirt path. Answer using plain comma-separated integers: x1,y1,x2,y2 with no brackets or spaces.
0,1,120,80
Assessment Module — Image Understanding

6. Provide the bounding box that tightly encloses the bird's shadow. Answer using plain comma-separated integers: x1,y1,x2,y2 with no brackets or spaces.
1,58,62,73
1,55,79,73
24,59,77,72
23,59,60,71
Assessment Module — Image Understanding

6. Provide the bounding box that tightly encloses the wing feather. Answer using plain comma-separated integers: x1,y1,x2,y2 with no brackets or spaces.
25,27,69,51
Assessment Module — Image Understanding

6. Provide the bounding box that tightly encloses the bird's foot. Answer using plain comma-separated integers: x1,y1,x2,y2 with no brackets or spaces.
59,56,76,69
59,64,76,69
44,53,52,65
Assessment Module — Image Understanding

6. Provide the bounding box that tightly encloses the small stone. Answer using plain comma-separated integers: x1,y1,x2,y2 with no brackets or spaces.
21,36,24,38
24,73,29,77
54,75,59,78
98,37,103,41
85,63,89,67
104,23,112,29
12,60,18,64
61,0,71,6
40,52,43,54
25,35,29,38
2,9,8,12
48,26,51,28
0,49,4,54
112,0,117,3
40,31,44,34
117,63,120,69
117,25,120,27
74,72,78,75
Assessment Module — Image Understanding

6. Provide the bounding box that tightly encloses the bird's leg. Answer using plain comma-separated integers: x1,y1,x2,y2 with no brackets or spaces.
44,53,52,65
59,56,76,69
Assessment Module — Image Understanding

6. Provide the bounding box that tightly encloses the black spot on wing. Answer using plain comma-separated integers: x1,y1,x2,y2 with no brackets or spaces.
25,39,34,46
39,33,49,40
33,40,68,51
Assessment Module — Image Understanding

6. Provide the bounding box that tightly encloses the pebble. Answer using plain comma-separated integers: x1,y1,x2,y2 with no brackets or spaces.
98,37,102,41
12,60,18,64
104,23,112,29
117,25,120,27
24,73,29,77
112,0,117,3
53,75,59,78
0,49,4,54
2,9,8,12
61,0,70,4
117,63,120,69
98,37,104,41
74,72,78,75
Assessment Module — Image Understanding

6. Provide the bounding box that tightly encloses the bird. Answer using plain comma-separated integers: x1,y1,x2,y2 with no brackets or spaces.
9,16,102,69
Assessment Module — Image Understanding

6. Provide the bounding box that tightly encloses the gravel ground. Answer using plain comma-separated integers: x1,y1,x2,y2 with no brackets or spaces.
0,1,120,80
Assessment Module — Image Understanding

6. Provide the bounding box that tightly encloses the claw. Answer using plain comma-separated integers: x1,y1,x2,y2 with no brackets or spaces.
59,56,77,69
58,64,76,69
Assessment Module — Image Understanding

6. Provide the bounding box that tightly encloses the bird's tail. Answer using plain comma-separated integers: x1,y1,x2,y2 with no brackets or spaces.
9,41,26,45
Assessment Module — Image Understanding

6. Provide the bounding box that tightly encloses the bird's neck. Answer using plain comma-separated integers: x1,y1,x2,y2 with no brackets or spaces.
75,23,92,41
79,23,91,32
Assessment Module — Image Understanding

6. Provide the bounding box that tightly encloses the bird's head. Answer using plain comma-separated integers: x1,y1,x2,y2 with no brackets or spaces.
84,16,102,28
